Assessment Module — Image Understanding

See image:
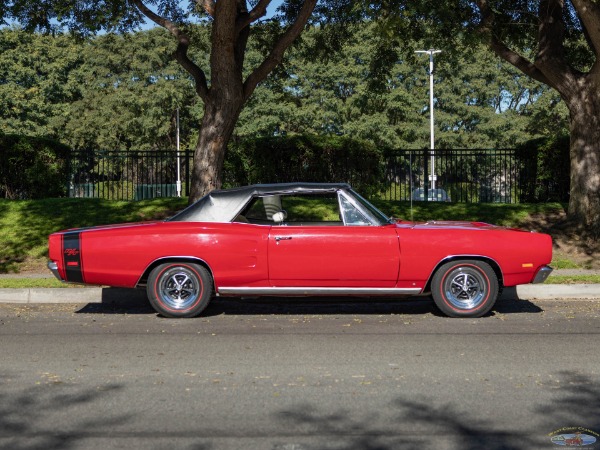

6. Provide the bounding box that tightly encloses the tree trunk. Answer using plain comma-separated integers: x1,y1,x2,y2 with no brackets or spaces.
188,98,244,203
566,88,600,239
131,0,317,204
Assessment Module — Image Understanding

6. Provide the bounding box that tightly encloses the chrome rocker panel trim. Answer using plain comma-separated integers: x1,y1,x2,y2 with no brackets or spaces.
217,287,422,296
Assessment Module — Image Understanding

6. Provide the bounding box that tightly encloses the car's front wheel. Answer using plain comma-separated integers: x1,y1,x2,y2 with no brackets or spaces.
147,262,213,318
431,260,498,318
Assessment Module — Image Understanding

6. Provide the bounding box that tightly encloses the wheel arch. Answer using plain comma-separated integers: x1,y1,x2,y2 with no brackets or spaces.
424,255,503,293
136,257,215,289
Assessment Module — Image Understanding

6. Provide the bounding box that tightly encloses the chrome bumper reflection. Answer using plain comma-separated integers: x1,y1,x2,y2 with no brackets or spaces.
532,265,553,284
47,261,65,282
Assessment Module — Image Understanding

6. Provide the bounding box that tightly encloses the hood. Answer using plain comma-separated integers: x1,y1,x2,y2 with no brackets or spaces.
394,219,524,232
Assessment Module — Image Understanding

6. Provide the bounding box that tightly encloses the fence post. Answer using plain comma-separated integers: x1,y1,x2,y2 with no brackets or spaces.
423,149,429,202
185,149,191,197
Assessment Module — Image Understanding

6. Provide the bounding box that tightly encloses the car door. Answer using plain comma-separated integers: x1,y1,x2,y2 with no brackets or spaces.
267,193,400,287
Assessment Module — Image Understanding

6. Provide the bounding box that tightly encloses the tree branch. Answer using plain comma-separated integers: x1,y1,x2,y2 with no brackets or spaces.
236,0,271,34
243,0,316,101
477,0,552,86
535,0,582,93
130,0,209,100
203,0,216,17
571,0,600,75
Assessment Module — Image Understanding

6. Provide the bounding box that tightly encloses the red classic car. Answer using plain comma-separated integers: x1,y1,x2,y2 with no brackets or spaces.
48,183,553,318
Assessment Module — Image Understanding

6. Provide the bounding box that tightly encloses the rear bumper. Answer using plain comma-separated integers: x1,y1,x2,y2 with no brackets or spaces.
47,261,65,282
532,265,553,284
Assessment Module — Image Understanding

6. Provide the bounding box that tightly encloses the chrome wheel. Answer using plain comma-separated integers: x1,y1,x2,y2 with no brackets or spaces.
147,262,213,318
443,267,487,310
158,267,201,310
431,260,499,318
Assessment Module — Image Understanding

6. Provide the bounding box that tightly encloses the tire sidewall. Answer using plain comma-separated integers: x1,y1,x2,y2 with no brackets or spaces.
147,262,212,318
432,260,499,318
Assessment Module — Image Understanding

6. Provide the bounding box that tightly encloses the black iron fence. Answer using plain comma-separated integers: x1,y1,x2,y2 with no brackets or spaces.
69,150,192,200
384,148,569,203
65,148,568,203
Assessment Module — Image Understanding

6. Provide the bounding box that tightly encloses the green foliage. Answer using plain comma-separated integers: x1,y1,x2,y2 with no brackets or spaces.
235,24,556,150
0,26,199,151
0,133,70,199
1,22,568,154
63,28,198,151
516,134,570,202
225,134,385,196
0,27,82,137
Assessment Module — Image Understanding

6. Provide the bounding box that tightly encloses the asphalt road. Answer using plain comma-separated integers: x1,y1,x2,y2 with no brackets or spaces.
1,295,599,450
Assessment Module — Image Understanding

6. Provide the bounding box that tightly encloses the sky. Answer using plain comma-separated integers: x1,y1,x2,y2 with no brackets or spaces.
139,0,285,29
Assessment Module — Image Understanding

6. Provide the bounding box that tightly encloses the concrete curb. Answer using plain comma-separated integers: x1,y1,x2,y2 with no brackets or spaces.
0,288,105,304
0,284,599,304
515,284,600,300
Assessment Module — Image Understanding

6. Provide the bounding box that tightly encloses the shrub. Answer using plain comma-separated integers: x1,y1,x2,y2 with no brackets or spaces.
516,134,570,202
0,134,71,199
225,135,385,196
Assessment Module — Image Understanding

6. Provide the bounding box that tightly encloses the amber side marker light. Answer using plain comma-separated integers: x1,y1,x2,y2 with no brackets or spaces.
522,263,534,268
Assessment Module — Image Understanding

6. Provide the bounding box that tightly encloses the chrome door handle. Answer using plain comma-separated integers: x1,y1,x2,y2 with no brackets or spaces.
275,236,292,242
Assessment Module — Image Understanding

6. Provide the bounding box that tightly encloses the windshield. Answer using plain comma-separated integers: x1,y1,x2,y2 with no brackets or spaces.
348,190,393,225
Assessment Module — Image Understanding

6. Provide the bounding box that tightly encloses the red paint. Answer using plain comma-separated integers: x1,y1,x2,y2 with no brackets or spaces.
48,219,552,294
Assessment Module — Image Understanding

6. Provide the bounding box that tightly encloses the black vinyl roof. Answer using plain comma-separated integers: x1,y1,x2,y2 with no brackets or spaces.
169,183,352,223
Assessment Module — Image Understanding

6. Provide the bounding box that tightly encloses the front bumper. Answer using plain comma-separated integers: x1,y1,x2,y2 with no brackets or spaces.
532,265,553,284
47,261,64,282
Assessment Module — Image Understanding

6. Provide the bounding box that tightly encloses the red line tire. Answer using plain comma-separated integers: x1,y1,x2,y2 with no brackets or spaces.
431,260,499,318
147,262,213,318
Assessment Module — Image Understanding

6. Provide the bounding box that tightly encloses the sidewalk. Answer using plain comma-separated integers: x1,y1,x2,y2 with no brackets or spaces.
0,270,599,304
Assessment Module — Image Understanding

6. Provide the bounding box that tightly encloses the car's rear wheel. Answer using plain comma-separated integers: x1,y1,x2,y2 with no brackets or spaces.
147,262,213,318
431,260,498,318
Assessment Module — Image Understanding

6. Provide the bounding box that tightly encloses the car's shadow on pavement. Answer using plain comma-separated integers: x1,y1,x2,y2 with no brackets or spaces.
75,286,543,317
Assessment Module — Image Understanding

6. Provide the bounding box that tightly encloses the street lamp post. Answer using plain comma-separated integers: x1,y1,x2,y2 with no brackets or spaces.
415,49,441,192
176,108,182,198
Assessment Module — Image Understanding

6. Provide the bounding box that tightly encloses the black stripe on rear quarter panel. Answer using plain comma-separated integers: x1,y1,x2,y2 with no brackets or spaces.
62,232,84,283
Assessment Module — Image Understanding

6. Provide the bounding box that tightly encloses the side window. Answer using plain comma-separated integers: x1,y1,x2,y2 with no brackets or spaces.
238,195,283,224
236,192,372,226
243,198,268,221
280,194,342,224
339,195,370,226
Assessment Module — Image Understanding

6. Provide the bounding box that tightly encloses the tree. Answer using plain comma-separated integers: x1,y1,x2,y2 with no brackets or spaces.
476,0,600,237
0,27,82,136
236,24,552,150
360,0,597,236
5,0,320,202
3,22,556,152
63,28,196,151
131,0,320,202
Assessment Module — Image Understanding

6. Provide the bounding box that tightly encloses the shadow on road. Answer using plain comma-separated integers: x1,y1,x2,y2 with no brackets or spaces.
1,370,596,449
0,379,128,450
271,370,599,450
75,287,543,318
